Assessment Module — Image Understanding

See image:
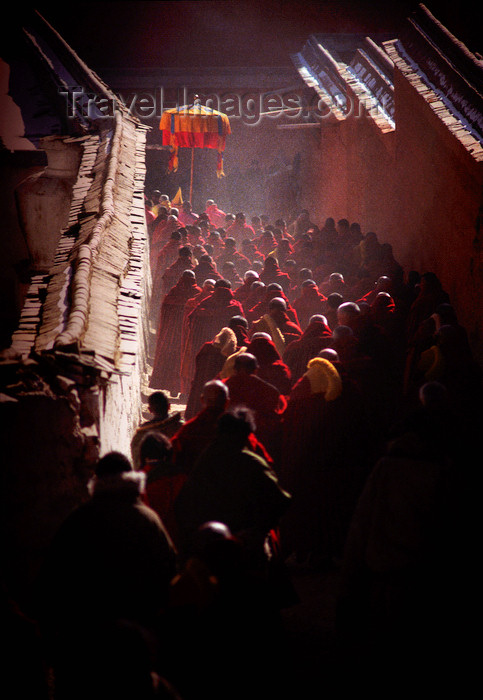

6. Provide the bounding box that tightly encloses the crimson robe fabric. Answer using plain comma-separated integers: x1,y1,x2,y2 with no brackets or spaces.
143,466,188,549
160,256,195,305
151,240,185,317
181,288,244,393
280,367,372,563
193,258,222,285
184,341,228,420
233,278,258,306
171,406,225,475
205,204,226,228
151,217,181,254
178,210,199,227
179,287,216,394
282,319,333,383
259,263,291,294
292,285,328,331
224,221,256,245
254,232,277,257
246,336,293,396
250,312,302,350
246,288,299,325
150,276,201,393
223,372,286,462
154,238,182,276
171,404,273,480
216,249,252,276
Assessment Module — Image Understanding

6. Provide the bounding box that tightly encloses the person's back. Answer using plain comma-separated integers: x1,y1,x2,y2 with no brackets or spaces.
39,452,176,630
172,380,229,471
36,452,177,699
131,391,184,469
224,353,285,414
174,409,291,565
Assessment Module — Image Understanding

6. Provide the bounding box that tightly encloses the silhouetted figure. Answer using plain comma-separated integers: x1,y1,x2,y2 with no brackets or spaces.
184,327,238,420
131,391,184,469
37,452,177,699
174,407,291,567
337,381,466,689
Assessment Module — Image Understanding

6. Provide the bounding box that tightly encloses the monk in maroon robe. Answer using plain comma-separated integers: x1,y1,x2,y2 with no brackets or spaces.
215,238,252,276
233,270,260,307
224,212,256,245
193,254,222,285
173,379,272,474
223,353,286,465
246,333,292,397
151,230,181,277
240,280,266,316
179,280,216,395
259,256,291,295
157,246,195,312
254,230,277,257
180,280,244,393
250,297,302,359
356,275,393,307
150,270,201,395
184,327,238,421
280,356,371,567
283,315,333,383
205,200,226,228
292,280,328,330
246,283,299,326
151,214,181,258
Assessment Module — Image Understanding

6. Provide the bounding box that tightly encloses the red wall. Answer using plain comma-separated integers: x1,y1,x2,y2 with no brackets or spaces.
306,103,395,237
390,67,483,357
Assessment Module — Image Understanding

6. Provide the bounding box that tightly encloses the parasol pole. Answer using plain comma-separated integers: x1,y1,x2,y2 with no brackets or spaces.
189,95,201,206
189,147,194,205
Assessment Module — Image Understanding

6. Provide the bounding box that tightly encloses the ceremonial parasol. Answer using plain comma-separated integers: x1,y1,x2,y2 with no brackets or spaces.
159,97,231,203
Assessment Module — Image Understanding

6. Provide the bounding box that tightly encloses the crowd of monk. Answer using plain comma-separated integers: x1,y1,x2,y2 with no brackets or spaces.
137,191,480,686
32,190,480,699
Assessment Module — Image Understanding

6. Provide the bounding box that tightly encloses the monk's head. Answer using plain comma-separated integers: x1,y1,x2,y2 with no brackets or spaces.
233,353,258,375
268,297,287,321
201,380,229,411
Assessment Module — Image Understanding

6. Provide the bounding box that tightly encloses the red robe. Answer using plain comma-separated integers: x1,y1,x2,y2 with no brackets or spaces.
160,256,195,304
193,258,222,286
233,277,258,306
142,465,187,548
205,204,226,228
282,319,333,383
224,221,256,244
254,233,277,257
184,341,229,421
178,210,199,227
292,285,328,331
180,288,244,393
150,276,201,393
151,217,181,254
172,406,272,474
250,311,302,353
153,238,182,277
259,263,292,294
245,336,293,396
280,365,371,562
215,249,252,276
179,286,216,394
246,288,299,326
223,372,286,462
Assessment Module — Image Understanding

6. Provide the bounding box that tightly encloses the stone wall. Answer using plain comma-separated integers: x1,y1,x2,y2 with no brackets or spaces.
0,366,91,608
